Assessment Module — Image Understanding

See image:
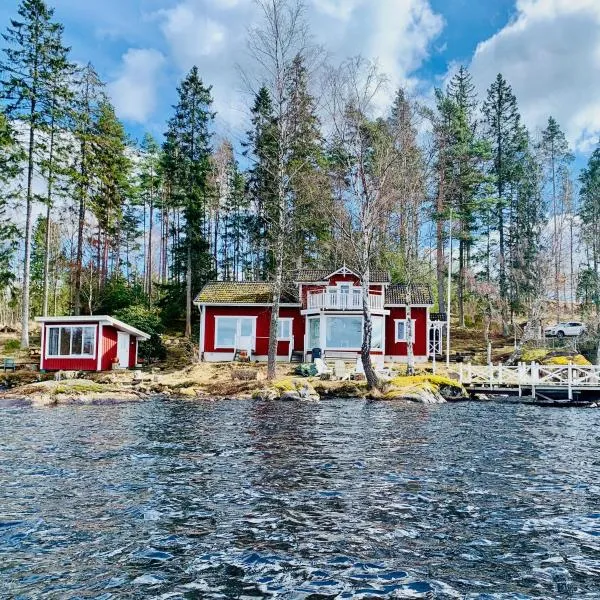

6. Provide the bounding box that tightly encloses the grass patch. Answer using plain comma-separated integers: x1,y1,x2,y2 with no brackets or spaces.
3,338,20,355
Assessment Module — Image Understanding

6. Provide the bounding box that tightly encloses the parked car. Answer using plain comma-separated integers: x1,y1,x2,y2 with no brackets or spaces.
544,321,586,338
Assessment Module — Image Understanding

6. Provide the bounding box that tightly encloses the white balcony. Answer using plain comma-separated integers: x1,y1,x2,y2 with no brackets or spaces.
307,291,384,311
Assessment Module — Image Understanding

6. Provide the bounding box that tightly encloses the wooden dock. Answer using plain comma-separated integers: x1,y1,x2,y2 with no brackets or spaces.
450,363,600,404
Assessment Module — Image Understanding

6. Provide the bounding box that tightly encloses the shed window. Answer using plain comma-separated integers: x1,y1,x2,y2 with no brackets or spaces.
47,326,96,357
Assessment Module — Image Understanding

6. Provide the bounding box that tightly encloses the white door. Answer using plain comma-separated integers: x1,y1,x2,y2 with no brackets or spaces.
117,332,129,368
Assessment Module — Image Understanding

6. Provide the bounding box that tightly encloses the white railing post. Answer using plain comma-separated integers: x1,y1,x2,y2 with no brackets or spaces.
459,363,463,385
488,362,493,388
498,363,503,386
568,361,573,400
468,362,472,384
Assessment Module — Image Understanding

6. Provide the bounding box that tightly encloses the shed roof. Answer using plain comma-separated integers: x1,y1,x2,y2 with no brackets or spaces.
194,282,300,305
385,284,434,306
35,315,151,340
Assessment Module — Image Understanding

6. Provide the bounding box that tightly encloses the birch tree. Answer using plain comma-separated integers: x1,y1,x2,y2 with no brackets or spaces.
325,57,398,390
246,0,312,380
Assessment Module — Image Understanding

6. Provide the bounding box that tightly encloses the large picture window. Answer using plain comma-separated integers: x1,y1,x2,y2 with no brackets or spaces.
326,316,362,349
215,317,255,348
47,326,95,357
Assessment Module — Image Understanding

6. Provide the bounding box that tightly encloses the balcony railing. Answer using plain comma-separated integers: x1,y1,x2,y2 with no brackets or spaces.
307,291,384,310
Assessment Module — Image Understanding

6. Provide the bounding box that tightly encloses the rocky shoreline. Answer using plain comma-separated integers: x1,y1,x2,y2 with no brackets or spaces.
0,366,469,405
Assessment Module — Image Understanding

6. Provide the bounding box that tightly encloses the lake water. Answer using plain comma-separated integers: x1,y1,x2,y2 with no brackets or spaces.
1,399,599,599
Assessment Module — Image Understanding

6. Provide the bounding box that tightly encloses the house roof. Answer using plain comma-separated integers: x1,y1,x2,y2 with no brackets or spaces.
194,281,301,305
385,284,434,306
295,268,391,283
35,315,151,340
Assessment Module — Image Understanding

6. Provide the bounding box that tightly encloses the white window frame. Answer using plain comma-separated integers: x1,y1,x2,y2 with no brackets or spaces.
46,325,97,359
214,316,257,349
394,318,417,343
277,318,293,340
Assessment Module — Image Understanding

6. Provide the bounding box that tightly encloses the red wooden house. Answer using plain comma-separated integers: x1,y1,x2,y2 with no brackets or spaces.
36,316,150,372
194,266,436,363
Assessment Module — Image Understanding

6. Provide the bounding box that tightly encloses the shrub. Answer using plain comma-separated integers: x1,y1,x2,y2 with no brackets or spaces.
3,338,20,354
113,305,166,363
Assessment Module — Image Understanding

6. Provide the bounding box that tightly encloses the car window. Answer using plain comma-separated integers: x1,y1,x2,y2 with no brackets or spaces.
568,322,580,327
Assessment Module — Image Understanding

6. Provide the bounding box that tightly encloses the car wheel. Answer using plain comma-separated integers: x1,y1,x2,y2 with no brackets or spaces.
556,330,565,338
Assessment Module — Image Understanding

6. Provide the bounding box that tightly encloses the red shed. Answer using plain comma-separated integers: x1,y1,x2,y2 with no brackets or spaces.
35,316,151,372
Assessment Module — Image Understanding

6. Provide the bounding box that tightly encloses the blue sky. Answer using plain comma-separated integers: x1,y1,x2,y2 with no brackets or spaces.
1,0,600,162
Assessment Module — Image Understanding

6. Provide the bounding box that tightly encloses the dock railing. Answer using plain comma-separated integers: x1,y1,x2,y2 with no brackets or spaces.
454,362,600,394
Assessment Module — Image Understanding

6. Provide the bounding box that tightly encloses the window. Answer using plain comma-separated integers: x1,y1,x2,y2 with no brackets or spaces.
326,316,362,349
277,319,292,339
215,317,255,348
395,319,417,343
308,318,320,349
371,317,383,349
47,326,96,357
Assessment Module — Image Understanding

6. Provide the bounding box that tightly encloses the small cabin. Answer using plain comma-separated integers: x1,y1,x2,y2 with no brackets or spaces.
36,316,150,372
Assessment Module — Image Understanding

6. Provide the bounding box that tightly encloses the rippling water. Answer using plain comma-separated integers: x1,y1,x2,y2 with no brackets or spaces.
1,399,599,599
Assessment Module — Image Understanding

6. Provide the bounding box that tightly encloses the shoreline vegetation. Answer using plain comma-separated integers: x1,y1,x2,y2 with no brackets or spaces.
0,363,468,406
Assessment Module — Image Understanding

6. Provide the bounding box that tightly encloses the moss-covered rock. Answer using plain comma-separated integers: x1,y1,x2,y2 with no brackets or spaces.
253,378,320,401
382,374,467,403
521,347,591,366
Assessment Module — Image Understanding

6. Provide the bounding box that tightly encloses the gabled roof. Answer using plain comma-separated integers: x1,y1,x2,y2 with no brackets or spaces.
295,268,391,283
194,281,300,305
385,284,434,306
35,315,151,340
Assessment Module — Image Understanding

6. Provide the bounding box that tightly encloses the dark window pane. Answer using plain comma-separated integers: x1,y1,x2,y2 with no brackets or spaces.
71,327,83,355
60,328,71,355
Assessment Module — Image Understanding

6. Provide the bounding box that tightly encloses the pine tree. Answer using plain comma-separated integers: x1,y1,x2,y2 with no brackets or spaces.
1,0,70,345
166,66,215,337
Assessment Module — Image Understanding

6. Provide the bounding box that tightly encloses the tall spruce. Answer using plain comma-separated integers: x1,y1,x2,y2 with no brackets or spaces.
71,63,104,314
0,110,23,288
579,142,600,314
285,54,329,267
446,67,489,326
167,66,215,337
482,74,524,311
1,0,70,345
244,86,277,279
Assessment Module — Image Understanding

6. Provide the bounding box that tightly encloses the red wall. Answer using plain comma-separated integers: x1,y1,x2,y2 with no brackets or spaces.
41,322,99,372
101,326,118,371
204,306,304,355
385,307,428,357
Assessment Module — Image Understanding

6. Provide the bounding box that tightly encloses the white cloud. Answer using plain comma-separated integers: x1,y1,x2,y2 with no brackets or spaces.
152,0,443,133
470,0,600,150
108,48,166,123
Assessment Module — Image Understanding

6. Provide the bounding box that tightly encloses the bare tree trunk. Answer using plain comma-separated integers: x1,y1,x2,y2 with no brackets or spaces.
406,290,415,376
360,262,378,390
